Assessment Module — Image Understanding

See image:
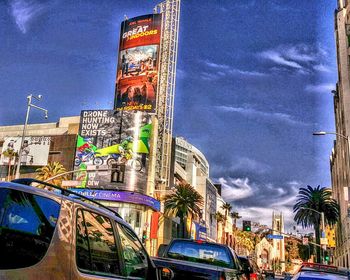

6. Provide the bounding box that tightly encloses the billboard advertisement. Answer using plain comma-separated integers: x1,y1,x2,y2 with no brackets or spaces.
74,110,152,193
0,136,51,166
114,14,162,113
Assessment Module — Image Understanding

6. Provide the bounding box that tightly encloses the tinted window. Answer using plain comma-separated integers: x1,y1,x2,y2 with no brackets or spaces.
0,188,60,269
250,259,260,272
76,209,120,276
116,223,148,279
238,257,250,272
167,241,234,268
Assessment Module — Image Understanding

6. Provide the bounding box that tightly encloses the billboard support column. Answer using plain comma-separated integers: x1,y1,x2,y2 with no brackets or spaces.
154,0,181,188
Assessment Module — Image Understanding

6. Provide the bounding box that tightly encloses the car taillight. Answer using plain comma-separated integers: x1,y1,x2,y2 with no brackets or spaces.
249,273,258,280
219,271,226,280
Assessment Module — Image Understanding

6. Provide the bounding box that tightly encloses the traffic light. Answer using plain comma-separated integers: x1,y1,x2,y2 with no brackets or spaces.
324,251,330,263
142,230,147,244
243,220,251,232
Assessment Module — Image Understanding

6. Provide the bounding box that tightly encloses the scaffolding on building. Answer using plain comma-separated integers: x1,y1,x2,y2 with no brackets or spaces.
154,0,181,189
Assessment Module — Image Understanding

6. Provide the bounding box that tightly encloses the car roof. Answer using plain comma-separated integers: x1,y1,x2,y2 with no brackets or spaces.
171,238,230,248
297,270,348,279
0,180,130,228
299,262,350,276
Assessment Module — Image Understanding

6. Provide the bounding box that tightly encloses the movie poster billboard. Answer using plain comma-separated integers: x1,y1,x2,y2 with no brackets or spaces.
74,110,152,194
0,136,51,166
114,14,162,113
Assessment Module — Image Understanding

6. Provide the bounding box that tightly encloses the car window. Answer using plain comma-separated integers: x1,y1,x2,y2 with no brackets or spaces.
76,209,120,276
230,248,242,270
116,222,148,279
250,259,259,272
167,241,234,268
0,188,61,269
238,257,250,271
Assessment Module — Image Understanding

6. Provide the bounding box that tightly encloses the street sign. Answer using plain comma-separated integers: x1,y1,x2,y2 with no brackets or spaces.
267,234,284,240
320,237,328,245
302,237,309,245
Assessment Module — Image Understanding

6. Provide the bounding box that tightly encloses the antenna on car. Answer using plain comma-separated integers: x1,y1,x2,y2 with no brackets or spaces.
11,178,122,220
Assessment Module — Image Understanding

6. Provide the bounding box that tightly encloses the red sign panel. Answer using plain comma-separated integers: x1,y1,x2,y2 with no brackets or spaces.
150,211,160,239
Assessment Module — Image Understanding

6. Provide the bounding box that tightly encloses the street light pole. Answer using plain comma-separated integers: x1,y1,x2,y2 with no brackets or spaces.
15,94,48,179
313,131,348,141
300,207,326,262
321,212,325,236
313,131,350,162
300,207,325,236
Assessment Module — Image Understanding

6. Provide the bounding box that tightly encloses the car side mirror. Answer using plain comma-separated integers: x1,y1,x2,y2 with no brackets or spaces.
157,267,174,280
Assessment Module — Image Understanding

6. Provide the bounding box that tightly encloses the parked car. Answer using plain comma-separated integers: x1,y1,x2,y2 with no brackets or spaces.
0,178,172,280
157,243,169,257
292,262,349,279
262,269,275,279
282,271,293,279
153,238,247,279
238,256,263,280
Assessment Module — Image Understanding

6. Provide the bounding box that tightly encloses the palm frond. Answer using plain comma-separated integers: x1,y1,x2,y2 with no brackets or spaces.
293,185,339,228
164,182,203,219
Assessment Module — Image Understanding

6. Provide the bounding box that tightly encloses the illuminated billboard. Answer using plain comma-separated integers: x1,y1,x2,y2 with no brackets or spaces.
114,14,162,113
0,136,51,166
74,110,152,193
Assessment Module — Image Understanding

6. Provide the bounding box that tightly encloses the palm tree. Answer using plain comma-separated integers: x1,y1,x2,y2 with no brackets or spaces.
2,149,18,181
164,182,203,238
221,202,232,243
230,211,241,250
230,211,241,230
293,185,339,263
215,211,225,243
35,162,68,188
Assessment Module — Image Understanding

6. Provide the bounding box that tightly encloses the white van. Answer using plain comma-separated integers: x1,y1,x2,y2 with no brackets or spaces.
0,178,172,280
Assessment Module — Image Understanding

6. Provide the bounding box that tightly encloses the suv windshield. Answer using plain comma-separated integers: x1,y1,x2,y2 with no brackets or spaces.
167,240,234,268
0,188,61,269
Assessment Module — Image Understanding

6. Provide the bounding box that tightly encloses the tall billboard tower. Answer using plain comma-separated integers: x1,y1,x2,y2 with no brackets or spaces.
153,0,181,189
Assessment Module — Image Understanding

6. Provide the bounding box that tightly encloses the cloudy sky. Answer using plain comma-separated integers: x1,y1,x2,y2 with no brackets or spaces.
0,0,337,230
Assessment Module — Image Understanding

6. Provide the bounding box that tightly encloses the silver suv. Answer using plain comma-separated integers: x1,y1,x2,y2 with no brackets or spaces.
0,178,171,280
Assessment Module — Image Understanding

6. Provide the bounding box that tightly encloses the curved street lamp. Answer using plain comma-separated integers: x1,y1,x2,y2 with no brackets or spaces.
300,207,325,236
313,131,348,141
300,206,326,262
15,94,48,179
313,130,350,173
